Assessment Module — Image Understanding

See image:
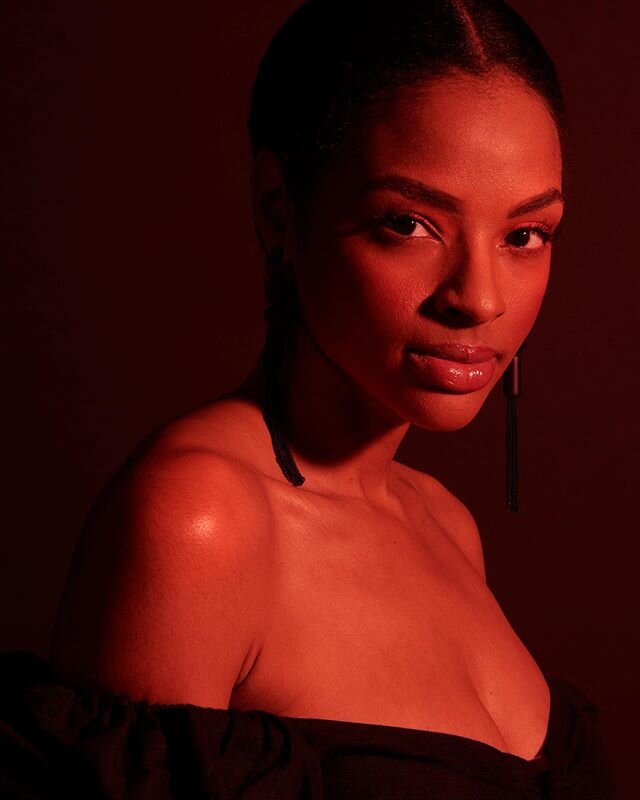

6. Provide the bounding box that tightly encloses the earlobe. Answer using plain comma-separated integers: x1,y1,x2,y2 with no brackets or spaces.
251,149,289,253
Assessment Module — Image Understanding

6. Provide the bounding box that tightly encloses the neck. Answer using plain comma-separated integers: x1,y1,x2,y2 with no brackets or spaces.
239,321,412,506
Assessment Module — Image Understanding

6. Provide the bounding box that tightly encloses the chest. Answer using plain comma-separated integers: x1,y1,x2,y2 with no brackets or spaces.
230,501,550,760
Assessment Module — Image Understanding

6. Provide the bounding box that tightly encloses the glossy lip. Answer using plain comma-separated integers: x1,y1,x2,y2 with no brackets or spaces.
407,343,499,363
405,346,499,393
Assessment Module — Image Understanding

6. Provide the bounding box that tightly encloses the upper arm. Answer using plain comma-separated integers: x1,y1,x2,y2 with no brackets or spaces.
50,445,275,708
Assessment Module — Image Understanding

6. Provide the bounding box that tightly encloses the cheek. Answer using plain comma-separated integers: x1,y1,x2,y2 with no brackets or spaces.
294,240,419,358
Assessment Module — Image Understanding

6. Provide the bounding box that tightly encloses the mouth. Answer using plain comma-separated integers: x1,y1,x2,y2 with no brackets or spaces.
405,346,499,393
407,343,499,363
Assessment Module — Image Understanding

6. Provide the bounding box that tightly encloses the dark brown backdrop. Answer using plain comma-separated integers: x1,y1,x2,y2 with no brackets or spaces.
2,2,637,796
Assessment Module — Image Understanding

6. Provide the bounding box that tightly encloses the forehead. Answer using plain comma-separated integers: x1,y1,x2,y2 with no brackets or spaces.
327,70,563,209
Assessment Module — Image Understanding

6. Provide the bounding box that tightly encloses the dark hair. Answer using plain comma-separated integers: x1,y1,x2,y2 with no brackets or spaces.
248,0,565,201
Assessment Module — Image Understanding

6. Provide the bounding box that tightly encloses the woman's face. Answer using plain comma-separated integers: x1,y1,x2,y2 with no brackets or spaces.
289,70,564,431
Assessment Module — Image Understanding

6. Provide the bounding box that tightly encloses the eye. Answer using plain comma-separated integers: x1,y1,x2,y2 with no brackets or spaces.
504,225,555,252
374,212,438,240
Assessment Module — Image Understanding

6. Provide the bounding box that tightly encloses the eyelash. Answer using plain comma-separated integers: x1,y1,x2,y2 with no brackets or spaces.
371,211,562,254
503,224,561,255
370,211,439,243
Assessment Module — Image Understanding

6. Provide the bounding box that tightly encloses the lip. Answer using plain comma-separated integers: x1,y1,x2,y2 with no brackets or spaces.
407,343,499,363
406,345,499,393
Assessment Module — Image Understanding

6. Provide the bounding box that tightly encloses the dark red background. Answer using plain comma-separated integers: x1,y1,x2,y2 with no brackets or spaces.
2,2,638,795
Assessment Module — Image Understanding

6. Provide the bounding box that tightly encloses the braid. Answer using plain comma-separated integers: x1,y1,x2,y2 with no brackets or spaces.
262,248,306,487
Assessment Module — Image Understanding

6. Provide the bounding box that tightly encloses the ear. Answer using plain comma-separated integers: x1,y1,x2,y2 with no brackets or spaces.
251,149,295,261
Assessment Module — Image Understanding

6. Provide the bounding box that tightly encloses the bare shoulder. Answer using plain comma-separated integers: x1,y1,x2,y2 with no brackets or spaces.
50,414,277,707
395,462,486,582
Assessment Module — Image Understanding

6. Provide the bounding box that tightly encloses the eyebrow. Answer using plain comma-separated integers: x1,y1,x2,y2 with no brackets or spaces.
359,176,564,218
359,176,460,213
507,188,564,218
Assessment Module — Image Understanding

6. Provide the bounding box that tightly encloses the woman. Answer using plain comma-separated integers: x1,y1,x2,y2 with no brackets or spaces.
0,1,615,797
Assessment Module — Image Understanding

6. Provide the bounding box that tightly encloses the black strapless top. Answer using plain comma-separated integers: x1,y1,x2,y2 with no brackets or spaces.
0,650,615,799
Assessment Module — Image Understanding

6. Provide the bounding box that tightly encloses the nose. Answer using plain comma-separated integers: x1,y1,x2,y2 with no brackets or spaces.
423,242,506,328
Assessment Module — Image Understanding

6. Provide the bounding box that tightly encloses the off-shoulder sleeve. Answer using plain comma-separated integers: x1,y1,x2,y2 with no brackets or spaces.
0,650,325,800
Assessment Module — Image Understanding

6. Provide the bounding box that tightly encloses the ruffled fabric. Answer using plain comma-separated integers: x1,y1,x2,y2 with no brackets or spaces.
0,650,616,799
299,678,616,799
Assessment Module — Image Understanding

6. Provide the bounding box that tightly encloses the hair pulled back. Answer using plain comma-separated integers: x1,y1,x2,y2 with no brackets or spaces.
249,0,565,201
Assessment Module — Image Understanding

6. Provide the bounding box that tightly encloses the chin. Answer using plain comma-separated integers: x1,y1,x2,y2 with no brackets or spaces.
394,385,493,432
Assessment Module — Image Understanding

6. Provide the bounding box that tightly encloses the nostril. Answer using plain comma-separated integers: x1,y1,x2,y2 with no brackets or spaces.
421,287,506,327
443,308,479,329
443,306,470,322
420,296,480,328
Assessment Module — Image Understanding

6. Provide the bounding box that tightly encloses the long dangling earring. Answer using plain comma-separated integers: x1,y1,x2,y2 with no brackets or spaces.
262,246,306,487
503,340,526,513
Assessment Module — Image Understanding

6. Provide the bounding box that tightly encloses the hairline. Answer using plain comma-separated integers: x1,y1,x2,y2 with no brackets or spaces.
281,65,565,227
